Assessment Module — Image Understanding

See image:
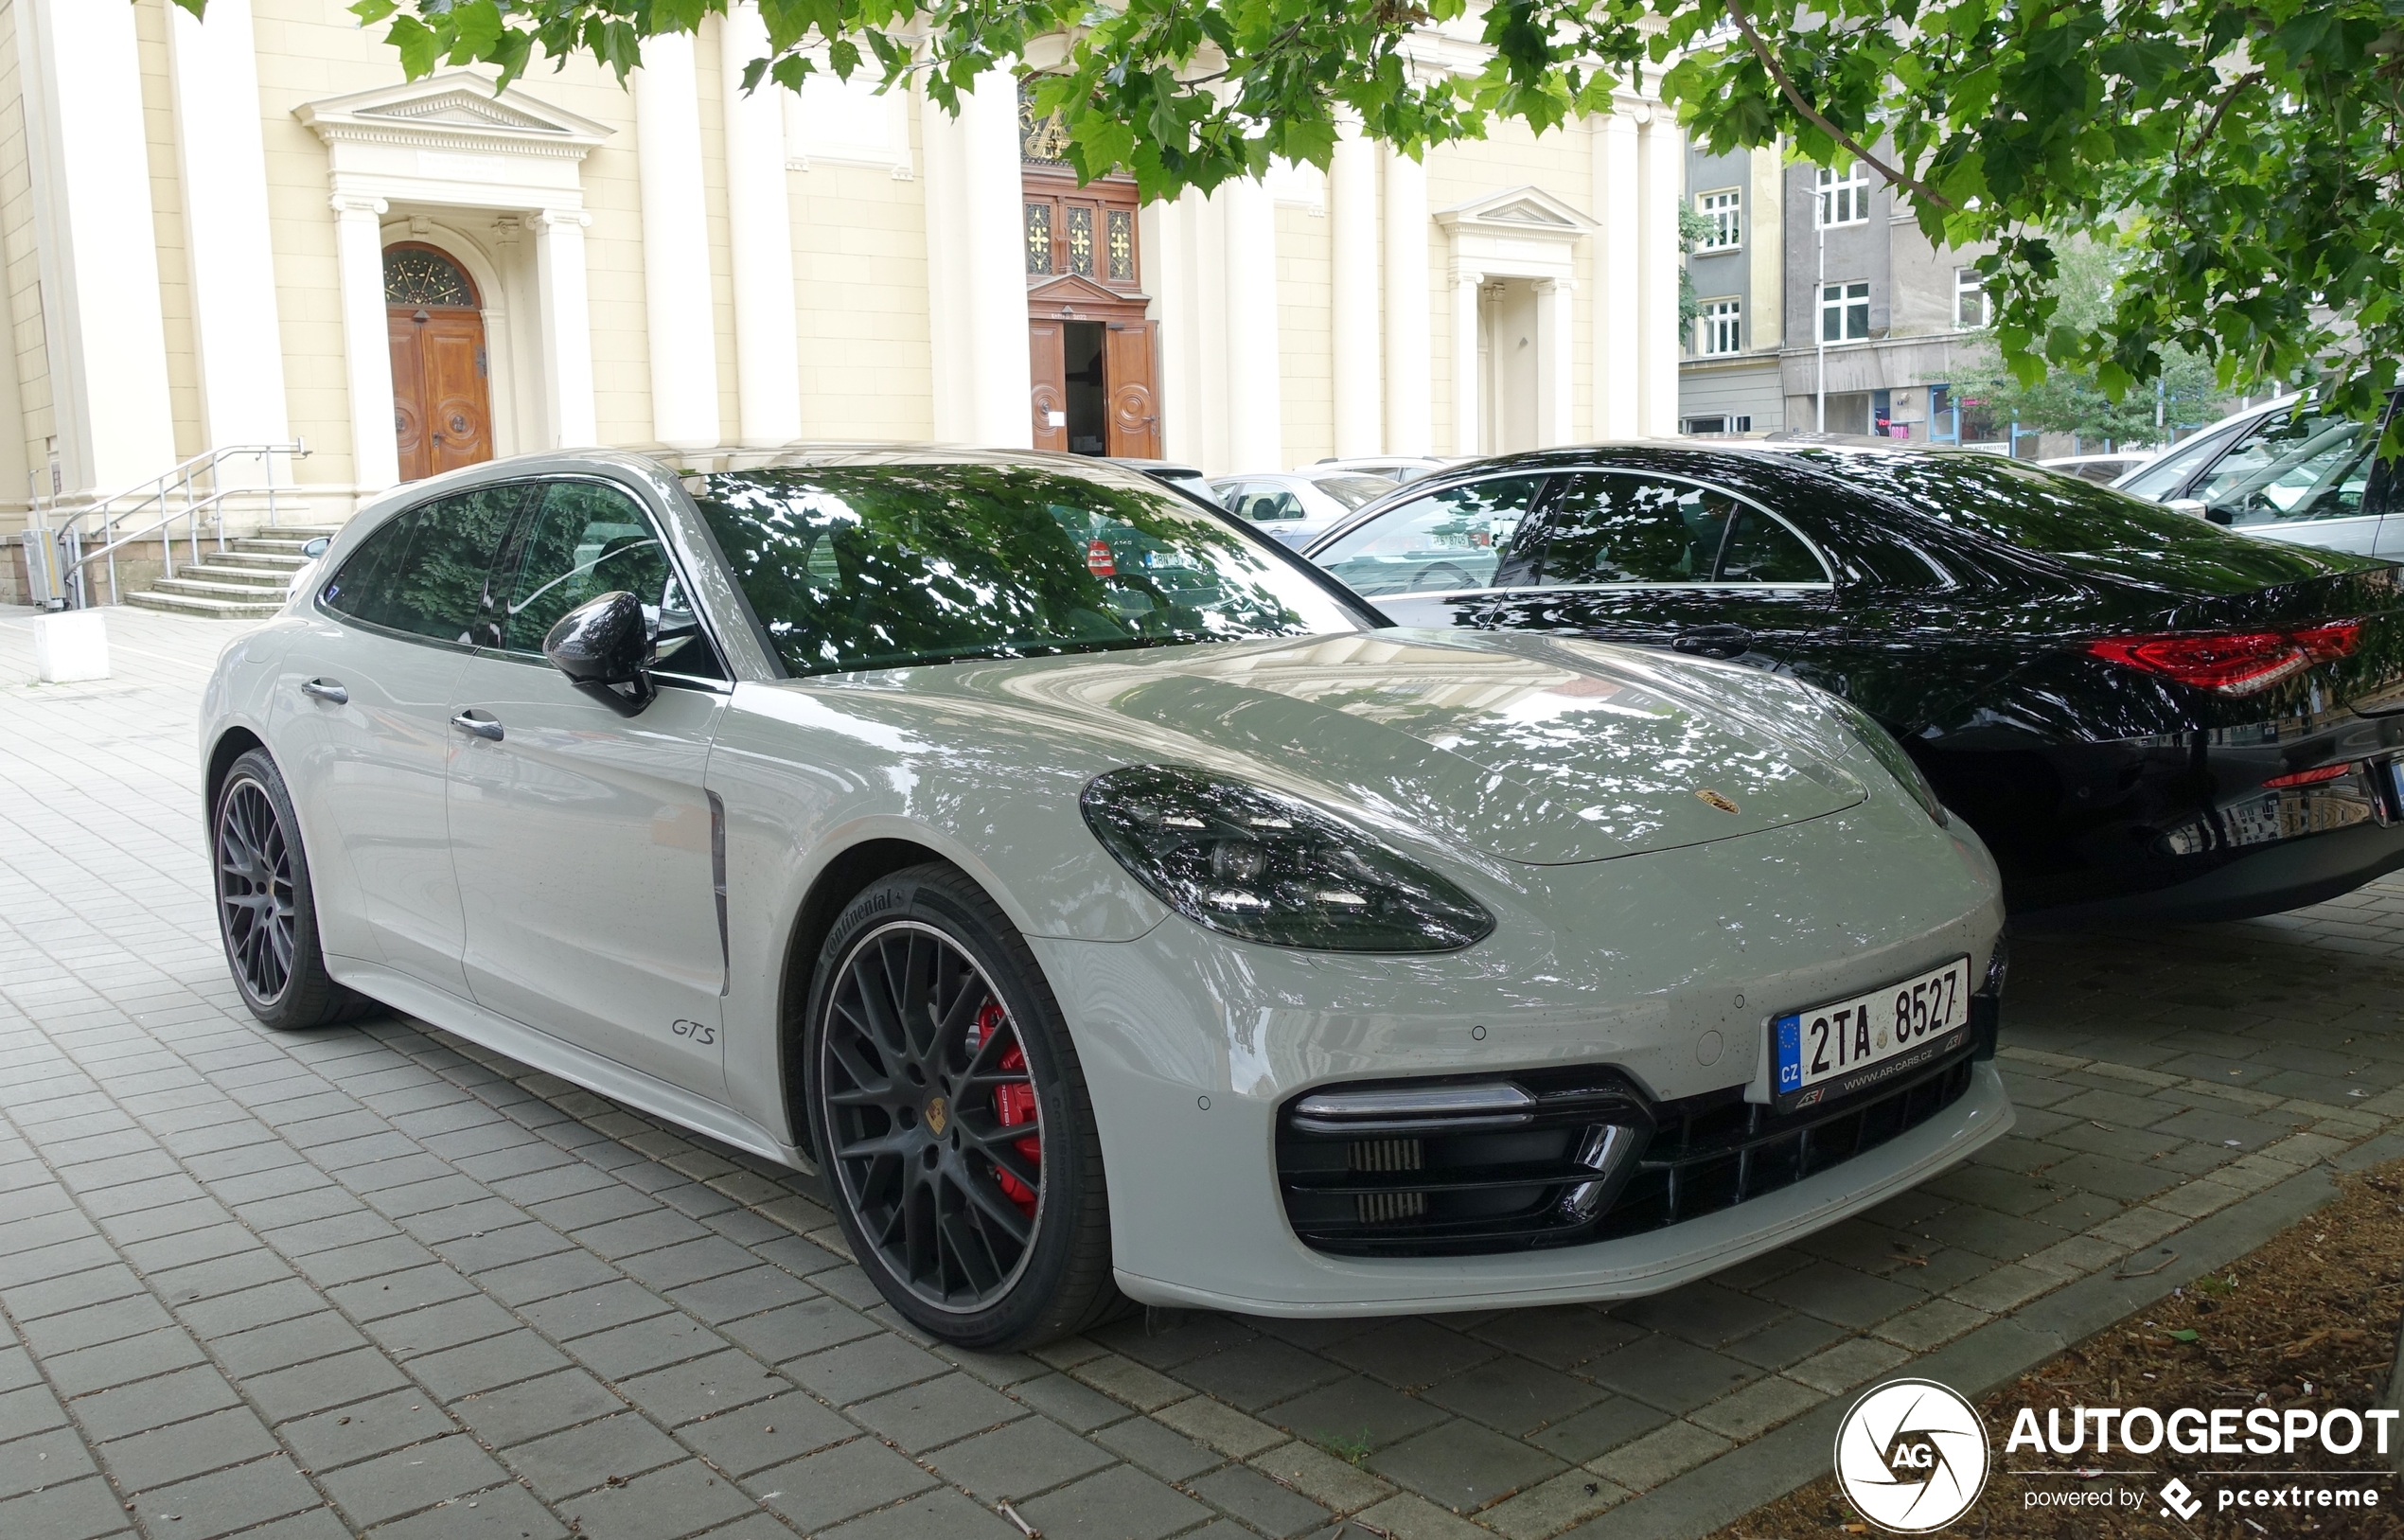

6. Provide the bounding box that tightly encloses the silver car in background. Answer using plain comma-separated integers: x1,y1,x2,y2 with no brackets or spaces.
2113,393,2402,558
1211,469,1400,547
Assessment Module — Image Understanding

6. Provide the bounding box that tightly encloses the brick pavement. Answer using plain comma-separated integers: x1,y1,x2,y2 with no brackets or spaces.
1,603,2399,1540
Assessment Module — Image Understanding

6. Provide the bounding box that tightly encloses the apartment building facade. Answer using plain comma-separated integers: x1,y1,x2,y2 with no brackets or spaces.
1678,142,1998,445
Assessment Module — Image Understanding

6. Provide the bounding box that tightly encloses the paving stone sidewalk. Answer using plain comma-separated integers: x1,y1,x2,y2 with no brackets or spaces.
1,605,2399,1540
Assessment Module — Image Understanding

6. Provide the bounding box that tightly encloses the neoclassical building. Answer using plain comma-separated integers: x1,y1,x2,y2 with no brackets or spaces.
0,0,1685,604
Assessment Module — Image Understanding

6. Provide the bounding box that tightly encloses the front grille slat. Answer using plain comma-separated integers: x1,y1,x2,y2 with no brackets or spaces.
1278,1054,1978,1259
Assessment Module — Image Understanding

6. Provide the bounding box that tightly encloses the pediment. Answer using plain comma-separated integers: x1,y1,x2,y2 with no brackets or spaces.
1435,185,1598,235
297,71,612,152
1027,273,1148,310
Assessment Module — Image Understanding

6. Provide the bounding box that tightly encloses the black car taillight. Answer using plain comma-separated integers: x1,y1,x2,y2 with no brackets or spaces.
2085,621,2360,696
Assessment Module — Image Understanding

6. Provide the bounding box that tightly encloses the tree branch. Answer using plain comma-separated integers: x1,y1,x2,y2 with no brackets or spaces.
1722,0,1954,211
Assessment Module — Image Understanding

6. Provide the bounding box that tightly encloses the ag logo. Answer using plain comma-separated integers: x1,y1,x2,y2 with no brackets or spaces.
1832,1378,1989,1533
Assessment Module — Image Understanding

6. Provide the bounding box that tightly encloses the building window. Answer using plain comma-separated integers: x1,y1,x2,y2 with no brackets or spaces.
1954,268,1989,328
1694,188,1741,251
1682,415,1754,434
1819,280,1870,343
1815,163,1871,227
1699,298,1742,356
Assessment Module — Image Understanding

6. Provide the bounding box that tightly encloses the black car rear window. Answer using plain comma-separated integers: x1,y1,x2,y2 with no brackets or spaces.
686,464,1366,678
1794,449,2235,555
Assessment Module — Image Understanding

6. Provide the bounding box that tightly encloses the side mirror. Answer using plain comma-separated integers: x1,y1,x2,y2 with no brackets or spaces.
300,536,330,558
2165,497,2210,519
543,591,656,716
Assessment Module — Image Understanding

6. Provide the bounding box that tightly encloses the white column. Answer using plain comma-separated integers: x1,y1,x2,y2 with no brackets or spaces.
920,69,1031,448
1536,278,1575,448
1381,148,1431,455
1592,110,1641,438
1451,266,1483,457
1143,199,1197,462
632,32,720,449
1637,111,1685,437
719,5,801,448
1329,126,1381,458
957,68,1033,450
535,211,598,448
1221,176,1282,471
330,195,398,491
166,0,290,465
917,81,968,442
15,0,177,493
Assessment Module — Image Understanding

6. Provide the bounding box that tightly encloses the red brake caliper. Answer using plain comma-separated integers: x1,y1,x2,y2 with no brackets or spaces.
975,1000,1041,1215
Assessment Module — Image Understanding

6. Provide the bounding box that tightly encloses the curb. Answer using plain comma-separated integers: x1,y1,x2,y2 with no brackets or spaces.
1564,1165,2342,1540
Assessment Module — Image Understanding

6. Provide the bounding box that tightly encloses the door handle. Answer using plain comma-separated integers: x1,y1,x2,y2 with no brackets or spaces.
300,679,347,704
1670,625,1756,660
450,712,504,742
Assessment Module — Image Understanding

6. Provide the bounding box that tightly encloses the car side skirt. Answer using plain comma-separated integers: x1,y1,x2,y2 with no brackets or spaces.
327,954,814,1174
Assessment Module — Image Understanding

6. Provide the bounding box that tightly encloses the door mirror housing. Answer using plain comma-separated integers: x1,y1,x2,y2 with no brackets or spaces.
543,591,656,716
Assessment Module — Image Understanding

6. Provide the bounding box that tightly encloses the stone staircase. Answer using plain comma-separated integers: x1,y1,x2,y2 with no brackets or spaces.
125,526,344,619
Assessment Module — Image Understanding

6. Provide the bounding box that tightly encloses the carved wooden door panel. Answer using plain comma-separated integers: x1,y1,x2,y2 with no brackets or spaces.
1105,322,1160,458
384,243,494,483
1029,320,1068,452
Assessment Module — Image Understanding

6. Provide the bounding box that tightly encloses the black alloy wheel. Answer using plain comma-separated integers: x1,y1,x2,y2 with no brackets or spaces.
806,865,1122,1348
217,776,294,1005
212,749,369,1031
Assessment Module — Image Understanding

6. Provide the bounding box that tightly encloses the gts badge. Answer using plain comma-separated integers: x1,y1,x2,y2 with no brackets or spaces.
670,1018,717,1045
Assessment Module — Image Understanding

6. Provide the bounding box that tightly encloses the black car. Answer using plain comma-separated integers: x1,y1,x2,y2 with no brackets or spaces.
1303,444,2404,922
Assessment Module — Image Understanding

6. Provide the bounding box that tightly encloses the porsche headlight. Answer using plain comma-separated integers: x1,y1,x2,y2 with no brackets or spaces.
1830,699,1949,826
1080,765,1494,951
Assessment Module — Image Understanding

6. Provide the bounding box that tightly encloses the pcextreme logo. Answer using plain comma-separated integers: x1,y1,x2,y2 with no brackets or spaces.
1832,1379,1991,1533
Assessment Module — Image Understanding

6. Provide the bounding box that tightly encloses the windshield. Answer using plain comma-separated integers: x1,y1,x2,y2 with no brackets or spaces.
688,464,1367,677
1794,450,2245,555
1313,475,1400,510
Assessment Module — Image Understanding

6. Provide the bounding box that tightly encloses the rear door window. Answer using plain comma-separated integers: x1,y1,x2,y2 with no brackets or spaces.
1525,473,1738,585
321,485,525,645
1312,475,1547,596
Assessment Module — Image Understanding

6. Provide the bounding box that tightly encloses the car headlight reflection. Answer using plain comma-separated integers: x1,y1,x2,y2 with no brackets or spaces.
1080,765,1494,952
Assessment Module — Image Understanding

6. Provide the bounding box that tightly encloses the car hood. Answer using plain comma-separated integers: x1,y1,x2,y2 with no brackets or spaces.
804,630,1866,865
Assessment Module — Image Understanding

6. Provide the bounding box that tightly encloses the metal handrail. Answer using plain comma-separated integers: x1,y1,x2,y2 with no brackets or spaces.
31,441,310,609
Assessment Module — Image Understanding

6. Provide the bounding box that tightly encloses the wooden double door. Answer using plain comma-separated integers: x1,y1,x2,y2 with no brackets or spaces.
1028,303,1160,459
384,242,494,483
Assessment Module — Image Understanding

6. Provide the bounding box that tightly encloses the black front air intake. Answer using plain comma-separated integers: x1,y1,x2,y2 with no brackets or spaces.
1276,1049,1978,1259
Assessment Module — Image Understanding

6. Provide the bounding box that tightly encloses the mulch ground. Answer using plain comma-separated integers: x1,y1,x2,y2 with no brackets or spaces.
1713,1159,2404,1538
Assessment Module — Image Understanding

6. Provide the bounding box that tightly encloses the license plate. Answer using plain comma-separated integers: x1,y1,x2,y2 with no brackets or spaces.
1772,957,1972,1114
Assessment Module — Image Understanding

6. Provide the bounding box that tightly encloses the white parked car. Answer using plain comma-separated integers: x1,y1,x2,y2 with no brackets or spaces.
1211,469,1400,547
1303,455,1454,485
2035,451,2156,486
202,447,2011,1348
2113,392,2401,558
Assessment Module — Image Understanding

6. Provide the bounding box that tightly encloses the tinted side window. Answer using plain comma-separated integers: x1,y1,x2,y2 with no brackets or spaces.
503,481,725,680
322,487,521,644
1312,476,1547,596
1717,508,1825,581
1530,473,1734,585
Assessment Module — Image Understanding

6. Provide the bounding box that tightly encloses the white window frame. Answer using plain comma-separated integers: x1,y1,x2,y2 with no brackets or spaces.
1699,297,1743,356
1694,188,1741,252
1815,163,1871,227
1954,268,1989,329
1819,280,1870,344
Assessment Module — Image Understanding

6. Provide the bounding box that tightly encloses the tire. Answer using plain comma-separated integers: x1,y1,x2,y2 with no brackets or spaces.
803,863,1126,1349
212,748,372,1031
